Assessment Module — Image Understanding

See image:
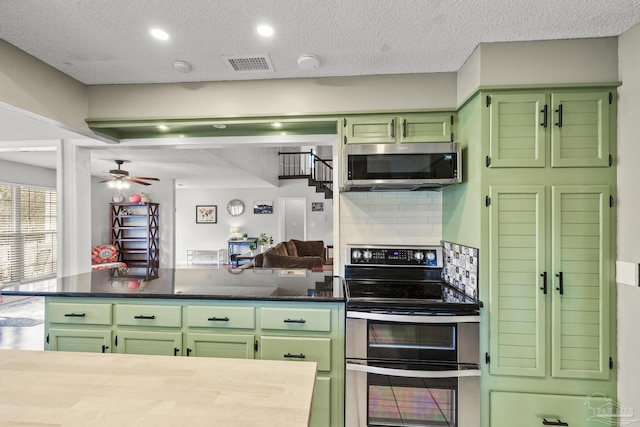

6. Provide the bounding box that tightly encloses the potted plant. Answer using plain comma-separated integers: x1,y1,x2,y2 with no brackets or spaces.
257,233,273,252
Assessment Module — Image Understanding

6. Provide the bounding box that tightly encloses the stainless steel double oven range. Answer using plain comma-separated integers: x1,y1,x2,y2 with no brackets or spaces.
343,245,482,427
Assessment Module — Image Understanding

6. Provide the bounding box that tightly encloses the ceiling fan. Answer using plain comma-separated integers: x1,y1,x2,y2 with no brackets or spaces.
100,160,160,188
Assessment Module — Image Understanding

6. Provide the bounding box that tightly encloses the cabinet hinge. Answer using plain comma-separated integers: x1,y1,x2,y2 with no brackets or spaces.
609,154,613,167
46,333,49,344
343,117,347,128
254,340,259,352
610,357,614,370
609,92,613,105
486,95,491,107
450,115,454,125
450,132,454,143
485,352,490,364
343,135,347,145
115,335,118,346
486,155,491,167
610,195,614,208
485,196,491,207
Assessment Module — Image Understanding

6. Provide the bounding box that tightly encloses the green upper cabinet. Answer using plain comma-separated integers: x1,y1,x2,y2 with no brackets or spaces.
487,93,547,168
488,184,611,381
550,92,611,168
342,113,454,144
486,90,612,168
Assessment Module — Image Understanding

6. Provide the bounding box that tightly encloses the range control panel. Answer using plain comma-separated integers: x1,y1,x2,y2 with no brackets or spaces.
346,245,442,267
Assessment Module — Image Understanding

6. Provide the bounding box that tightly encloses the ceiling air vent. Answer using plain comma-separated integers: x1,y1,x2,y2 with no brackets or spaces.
224,54,274,73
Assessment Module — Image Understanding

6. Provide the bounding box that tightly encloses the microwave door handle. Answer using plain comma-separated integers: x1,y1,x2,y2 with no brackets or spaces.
346,361,481,378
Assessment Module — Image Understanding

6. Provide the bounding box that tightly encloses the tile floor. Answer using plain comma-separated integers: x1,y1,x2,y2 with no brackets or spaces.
0,296,45,351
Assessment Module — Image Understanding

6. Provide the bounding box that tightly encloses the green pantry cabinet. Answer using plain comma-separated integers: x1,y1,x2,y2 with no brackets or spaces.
445,85,617,426
45,298,345,427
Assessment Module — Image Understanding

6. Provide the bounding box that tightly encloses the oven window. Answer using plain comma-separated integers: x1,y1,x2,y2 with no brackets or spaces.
368,322,456,361
368,375,456,426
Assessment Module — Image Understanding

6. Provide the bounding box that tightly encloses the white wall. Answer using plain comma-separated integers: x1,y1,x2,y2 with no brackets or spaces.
0,158,56,187
174,179,333,265
616,21,640,414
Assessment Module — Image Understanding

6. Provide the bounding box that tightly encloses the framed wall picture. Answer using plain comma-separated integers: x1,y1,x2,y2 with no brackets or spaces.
253,200,273,214
312,202,324,212
196,205,217,223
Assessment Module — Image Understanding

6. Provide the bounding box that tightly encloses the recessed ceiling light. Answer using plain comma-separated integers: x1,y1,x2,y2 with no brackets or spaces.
157,125,170,131
150,28,170,41
212,124,227,129
271,122,283,128
257,24,274,37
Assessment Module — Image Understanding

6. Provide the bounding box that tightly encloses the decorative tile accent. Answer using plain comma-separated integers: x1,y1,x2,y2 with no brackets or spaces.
442,240,479,300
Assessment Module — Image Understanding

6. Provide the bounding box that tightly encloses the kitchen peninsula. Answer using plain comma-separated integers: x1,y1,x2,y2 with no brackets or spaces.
0,268,344,427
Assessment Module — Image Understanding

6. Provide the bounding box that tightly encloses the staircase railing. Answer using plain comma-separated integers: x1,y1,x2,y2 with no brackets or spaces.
279,151,333,197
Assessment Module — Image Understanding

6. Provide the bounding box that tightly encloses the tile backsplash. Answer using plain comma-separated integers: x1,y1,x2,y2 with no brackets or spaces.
442,240,479,300
340,192,442,245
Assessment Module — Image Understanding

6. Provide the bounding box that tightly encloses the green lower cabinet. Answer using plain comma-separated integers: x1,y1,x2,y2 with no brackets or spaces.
490,391,613,426
185,332,255,358
115,330,183,356
48,328,111,353
260,336,331,371
310,376,331,427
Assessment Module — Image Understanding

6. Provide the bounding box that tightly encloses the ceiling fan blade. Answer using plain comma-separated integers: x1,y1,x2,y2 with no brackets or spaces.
131,176,160,181
99,178,115,183
126,177,152,185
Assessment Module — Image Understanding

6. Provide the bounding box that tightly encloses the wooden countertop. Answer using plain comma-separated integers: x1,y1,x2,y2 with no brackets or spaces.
0,349,317,426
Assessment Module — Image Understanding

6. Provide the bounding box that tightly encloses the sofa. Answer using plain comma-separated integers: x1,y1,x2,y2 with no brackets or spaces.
251,239,326,269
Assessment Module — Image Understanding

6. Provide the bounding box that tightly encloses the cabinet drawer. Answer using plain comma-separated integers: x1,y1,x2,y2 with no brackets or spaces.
490,391,612,427
115,304,182,327
261,307,331,332
261,336,331,371
48,303,112,325
187,305,255,329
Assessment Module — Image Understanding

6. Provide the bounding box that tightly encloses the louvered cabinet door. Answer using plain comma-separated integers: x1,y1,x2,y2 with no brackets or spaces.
488,186,546,377
550,91,611,168
551,186,610,379
487,93,547,168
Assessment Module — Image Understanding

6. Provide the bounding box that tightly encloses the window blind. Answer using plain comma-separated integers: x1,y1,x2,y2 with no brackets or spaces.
0,184,57,284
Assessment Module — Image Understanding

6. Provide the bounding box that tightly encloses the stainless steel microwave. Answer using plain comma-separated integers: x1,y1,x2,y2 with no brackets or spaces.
342,142,461,192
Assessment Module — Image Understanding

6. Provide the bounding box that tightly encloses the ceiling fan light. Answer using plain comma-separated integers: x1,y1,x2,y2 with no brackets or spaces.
108,181,116,188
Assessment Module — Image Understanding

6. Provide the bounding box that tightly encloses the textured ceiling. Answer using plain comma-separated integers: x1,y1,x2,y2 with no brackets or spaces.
1,0,639,85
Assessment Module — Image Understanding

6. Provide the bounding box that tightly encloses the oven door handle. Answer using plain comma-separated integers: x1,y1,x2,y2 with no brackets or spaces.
346,361,481,378
347,311,480,323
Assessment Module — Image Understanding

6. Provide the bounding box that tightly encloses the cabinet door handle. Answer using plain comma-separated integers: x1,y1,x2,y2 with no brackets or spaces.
283,318,306,324
390,119,395,138
402,119,407,138
284,353,306,359
555,272,564,295
174,347,180,356
64,313,86,317
543,419,569,426
207,316,229,322
134,315,156,320
540,272,547,294
101,345,109,353
541,105,548,128
187,348,192,356
555,104,563,127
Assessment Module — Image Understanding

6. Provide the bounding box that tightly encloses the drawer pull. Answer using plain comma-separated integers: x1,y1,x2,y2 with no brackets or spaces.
283,318,306,324
207,316,229,322
134,315,156,320
64,313,86,317
283,353,306,359
543,419,568,426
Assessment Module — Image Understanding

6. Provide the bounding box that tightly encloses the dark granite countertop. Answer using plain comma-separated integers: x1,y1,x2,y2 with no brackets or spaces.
0,268,343,302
